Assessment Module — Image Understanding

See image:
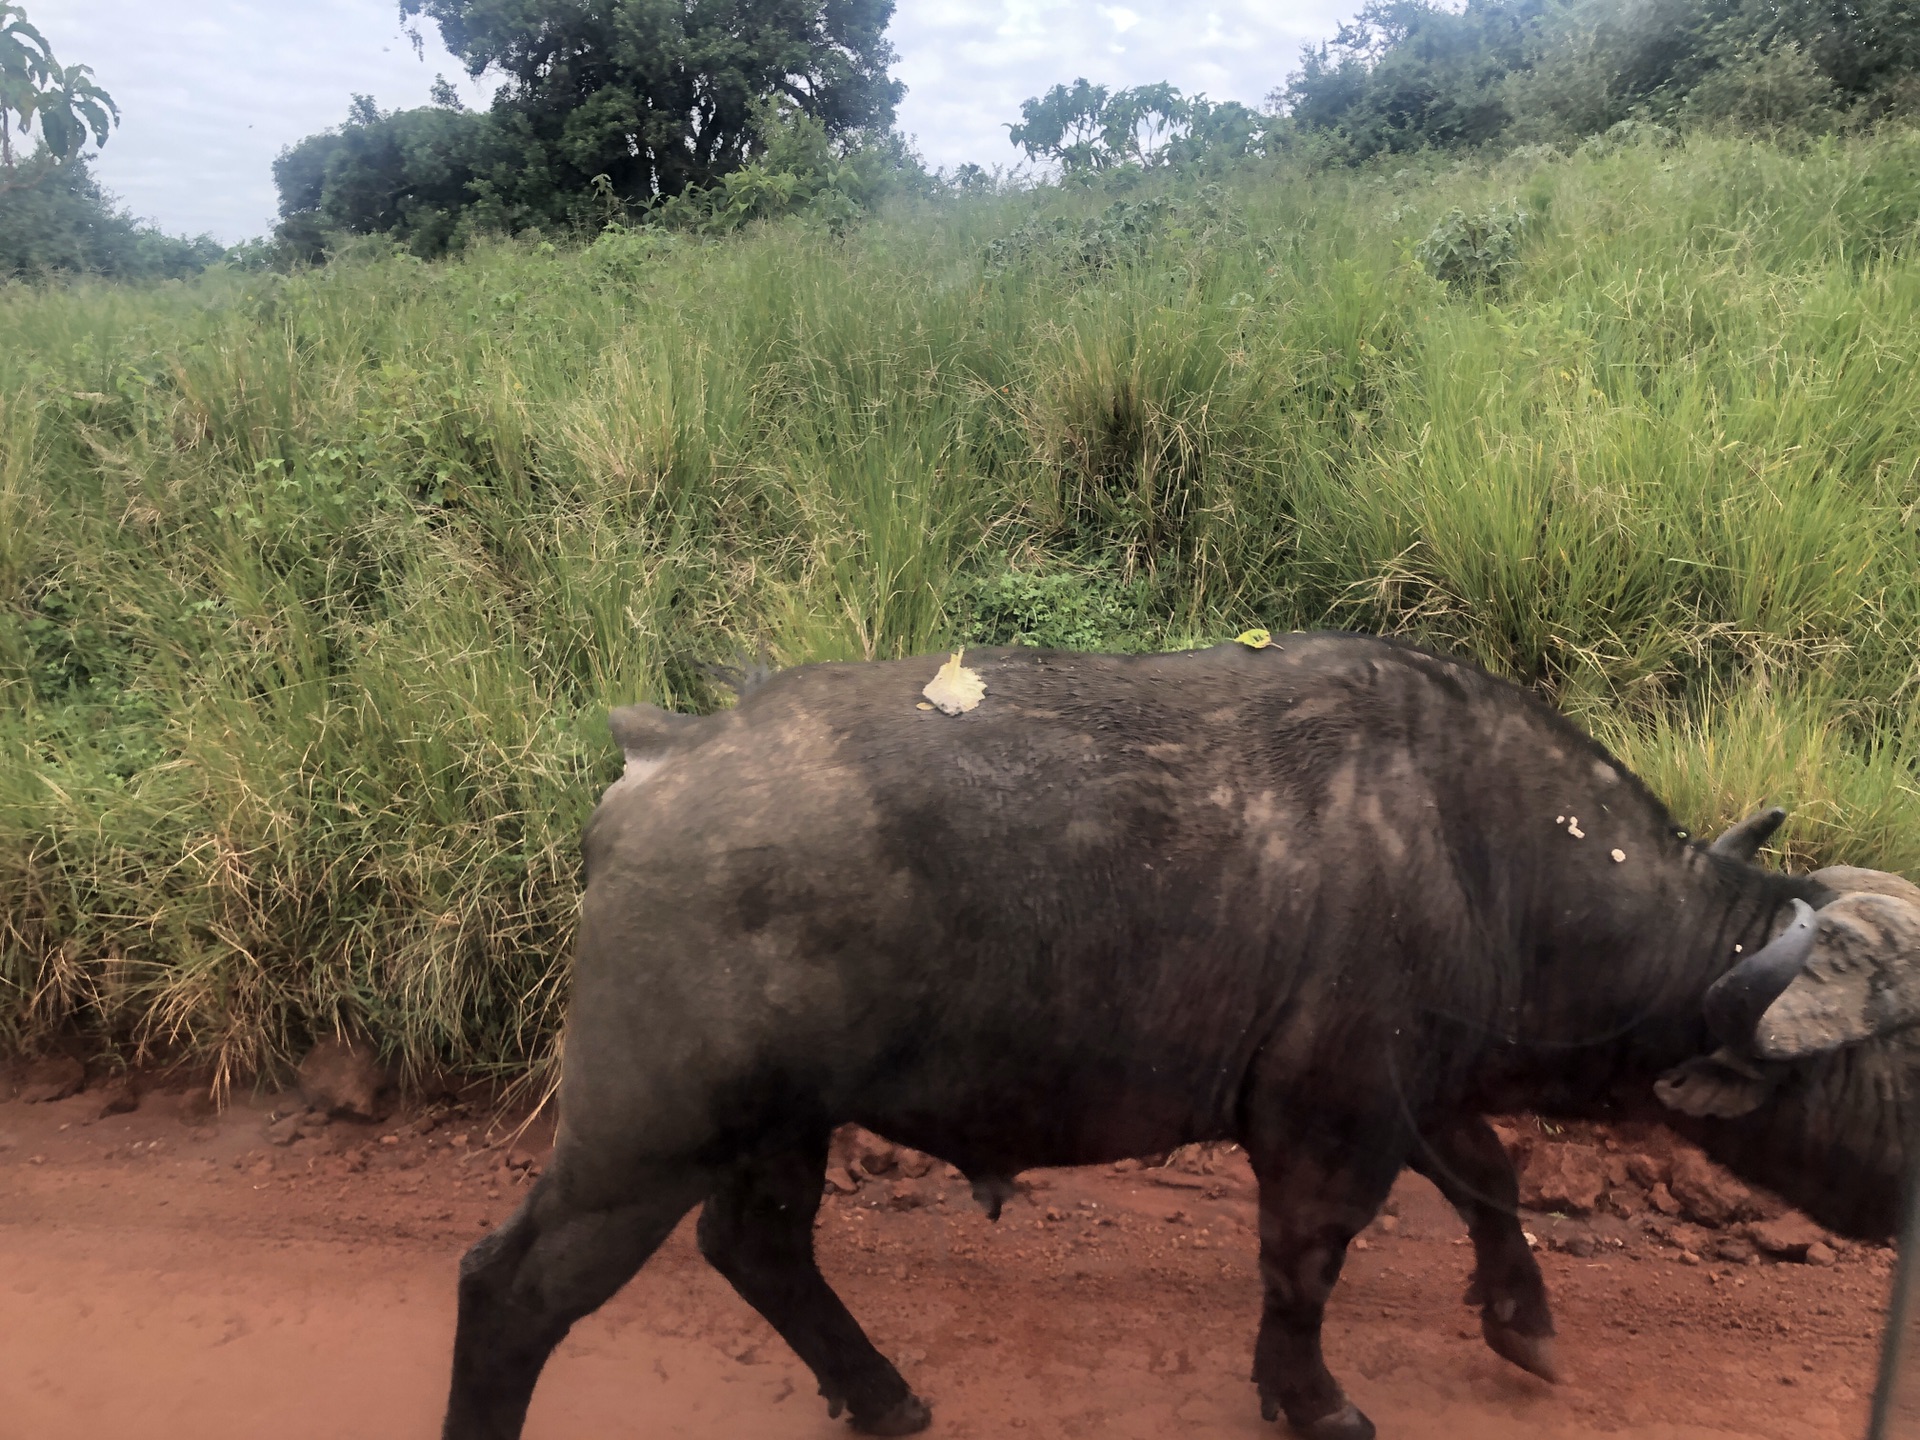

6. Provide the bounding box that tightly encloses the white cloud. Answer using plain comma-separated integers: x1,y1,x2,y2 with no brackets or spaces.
20,0,1346,242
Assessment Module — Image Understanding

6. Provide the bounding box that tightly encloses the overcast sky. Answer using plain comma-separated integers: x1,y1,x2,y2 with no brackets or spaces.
25,1,1348,244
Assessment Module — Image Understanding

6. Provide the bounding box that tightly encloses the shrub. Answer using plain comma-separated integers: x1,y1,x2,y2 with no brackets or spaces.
984,188,1232,274
1415,201,1530,287
584,225,681,285
954,561,1149,651
1686,45,1840,133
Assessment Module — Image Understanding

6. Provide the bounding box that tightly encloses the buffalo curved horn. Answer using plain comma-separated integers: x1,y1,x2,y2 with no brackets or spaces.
1708,806,1788,862
1703,898,1819,1048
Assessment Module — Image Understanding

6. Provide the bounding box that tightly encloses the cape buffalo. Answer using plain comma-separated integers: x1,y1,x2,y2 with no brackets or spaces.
442,635,1920,1440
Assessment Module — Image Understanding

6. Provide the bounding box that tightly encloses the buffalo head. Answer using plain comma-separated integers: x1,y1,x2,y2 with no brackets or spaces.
1654,812,1920,1239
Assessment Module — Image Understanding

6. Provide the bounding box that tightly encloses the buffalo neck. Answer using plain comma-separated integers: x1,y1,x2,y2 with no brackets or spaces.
1478,846,1827,1110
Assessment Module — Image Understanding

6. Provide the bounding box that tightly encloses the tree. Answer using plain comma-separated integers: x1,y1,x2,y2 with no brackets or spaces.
31,58,117,160
0,1,52,171
1276,0,1539,159
1276,0,1920,158
0,152,222,278
1007,80,1263,174
1161,97,1265,168
272,96,510,258
1098,81,1190,167
397,0,904,202
1,2,118,183
1007,79,1117,172
0,3,221,278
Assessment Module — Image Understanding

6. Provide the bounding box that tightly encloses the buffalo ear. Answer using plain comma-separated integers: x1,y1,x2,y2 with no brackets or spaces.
1708,806,1787,862
1753,892,1920,1060
1654,1050,1778,1118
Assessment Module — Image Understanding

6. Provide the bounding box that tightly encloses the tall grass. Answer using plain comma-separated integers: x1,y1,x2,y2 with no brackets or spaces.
6,130,1920,1084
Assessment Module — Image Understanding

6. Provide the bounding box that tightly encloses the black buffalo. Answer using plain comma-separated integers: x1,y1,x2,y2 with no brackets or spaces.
441,636,1920,1440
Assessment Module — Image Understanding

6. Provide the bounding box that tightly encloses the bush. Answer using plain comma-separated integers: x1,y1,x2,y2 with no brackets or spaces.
1686,45,1840,133
1577,119,1679,157
647,103,927,236
583,225,681,285
954,561,1149,651
984,189,1233,274
1415,201,1530,287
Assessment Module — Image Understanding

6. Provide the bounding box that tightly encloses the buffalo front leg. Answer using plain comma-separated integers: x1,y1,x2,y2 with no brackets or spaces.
443,1158,707,1440
1244,1132,1399,1440
698,1141,931,1436
1410,1114,1558,1383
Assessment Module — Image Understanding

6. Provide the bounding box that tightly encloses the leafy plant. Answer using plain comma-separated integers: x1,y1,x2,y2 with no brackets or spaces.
1415,200,1530,288
954,561,1149,651
646,101,912,236
1008,78,1265,174
25,56,115,163
985,189,1231,274
0,2,117,186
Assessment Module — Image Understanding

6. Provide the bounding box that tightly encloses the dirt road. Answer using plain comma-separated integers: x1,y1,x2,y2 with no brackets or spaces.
0,1081,1890,1440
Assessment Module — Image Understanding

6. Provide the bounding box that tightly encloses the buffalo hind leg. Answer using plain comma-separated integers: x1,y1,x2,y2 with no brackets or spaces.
698,1141,931,1436
442,1159,707,1440
1244,1129,1399,1439
1411,1115,1558,1382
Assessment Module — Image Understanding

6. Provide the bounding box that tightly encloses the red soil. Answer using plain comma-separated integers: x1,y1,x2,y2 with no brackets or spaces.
0,1080,1891,1440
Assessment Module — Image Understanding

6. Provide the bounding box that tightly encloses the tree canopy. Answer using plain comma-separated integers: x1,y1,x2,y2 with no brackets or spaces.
0,2,222,278
274,0,906,253
1277,0,1533,157
399,0,902,199
1,1,117,181
1007,80,1265,174
1277,0,1920,158
272,97,509,259
0,153,223,278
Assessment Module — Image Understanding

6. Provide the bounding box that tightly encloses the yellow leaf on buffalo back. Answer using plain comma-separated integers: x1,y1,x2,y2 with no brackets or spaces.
1235,628,1274,649
922,649,986,715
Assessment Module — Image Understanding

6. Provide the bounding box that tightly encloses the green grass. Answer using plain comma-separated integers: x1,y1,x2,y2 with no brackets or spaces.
7,130,1920,1087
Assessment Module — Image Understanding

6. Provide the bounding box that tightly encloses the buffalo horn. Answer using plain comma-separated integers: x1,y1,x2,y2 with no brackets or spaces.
1708,806,1788,862
1704,898,1819,1048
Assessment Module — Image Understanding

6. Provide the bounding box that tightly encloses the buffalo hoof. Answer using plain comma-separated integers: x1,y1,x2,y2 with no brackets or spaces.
851,1392,932,1436
1482,1317,1561,1384
1288,1402,1375,1440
